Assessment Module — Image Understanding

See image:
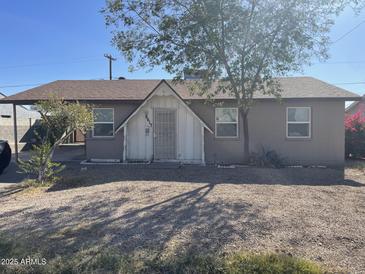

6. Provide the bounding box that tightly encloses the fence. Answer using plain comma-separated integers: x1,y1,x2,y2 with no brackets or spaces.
0,117,36,151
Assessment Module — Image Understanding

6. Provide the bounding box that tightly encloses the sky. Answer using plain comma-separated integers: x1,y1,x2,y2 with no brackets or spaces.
0,0,365,97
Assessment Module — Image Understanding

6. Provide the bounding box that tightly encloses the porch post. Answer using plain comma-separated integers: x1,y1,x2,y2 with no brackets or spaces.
12,104,19,162
201,126,205,165
123,125,127,162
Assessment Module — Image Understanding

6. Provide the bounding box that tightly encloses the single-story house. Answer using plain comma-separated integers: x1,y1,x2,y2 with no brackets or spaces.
0,77,360,166
345,94,365,116
0,91,40,150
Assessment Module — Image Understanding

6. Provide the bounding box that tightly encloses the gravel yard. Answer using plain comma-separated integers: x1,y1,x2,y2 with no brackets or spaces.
0,164,364,272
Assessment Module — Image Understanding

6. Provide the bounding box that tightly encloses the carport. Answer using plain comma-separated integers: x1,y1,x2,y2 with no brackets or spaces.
0,99,85,162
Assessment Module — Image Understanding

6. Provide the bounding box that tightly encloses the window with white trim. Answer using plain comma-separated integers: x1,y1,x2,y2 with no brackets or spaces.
215,108,238,137
92,108,114,137
286,107,311,138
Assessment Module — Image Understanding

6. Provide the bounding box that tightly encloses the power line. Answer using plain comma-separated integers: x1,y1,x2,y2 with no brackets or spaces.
0,56,103,70
332,19,365,44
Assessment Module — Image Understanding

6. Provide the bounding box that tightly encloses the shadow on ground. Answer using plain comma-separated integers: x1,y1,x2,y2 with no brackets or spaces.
0,182,270,260
0,162,27,184
47,163,364,192
1,164,364,272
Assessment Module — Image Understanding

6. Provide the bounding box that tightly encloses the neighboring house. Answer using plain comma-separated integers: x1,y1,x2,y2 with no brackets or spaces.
0,77,360,166
345,95,365,116
0,92,40,150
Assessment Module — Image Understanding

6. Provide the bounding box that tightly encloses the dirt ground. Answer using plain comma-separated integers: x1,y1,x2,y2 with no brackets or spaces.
0,164,364,273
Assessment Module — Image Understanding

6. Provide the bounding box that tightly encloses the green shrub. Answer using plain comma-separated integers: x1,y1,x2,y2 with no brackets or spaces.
18,143,65,186
250,147,286,168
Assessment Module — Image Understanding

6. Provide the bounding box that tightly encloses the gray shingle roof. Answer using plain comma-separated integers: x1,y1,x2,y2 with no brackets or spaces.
0,77,360,104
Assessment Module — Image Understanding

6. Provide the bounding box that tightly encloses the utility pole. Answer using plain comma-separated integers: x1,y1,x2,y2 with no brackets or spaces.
104,54,116,80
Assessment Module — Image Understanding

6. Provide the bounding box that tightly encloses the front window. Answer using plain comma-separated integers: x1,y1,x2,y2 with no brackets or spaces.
286,107,311,138
93,108,114,137
215,108,238,137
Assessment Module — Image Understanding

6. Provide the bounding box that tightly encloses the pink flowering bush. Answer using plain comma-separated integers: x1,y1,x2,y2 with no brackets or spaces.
345,111,365,158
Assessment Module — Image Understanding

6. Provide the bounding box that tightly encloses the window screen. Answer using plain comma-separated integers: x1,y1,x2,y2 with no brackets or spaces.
93,108,114,137
286,107,311,138
215,108,238,137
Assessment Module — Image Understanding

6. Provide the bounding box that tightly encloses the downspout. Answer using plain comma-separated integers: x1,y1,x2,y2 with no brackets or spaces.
123,125,127,162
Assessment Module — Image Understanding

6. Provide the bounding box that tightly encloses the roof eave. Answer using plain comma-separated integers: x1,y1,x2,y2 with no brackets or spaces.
1,96,360,104
0,98,146,105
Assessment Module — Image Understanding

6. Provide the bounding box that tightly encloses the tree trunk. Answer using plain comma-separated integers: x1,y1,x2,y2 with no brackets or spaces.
38,161,46,185
240,109,250,163
38,168,44,184
49,130,74,160
37,130,74,184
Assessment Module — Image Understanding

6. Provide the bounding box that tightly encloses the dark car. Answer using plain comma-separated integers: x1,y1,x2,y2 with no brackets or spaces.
0,140,11,175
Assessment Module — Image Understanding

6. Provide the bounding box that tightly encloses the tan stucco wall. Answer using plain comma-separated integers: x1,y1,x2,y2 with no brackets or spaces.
85,99,345,166
190,99,345,166
85,102,139,160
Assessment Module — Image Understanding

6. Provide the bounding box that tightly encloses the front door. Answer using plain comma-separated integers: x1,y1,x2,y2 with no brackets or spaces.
154,108,177,160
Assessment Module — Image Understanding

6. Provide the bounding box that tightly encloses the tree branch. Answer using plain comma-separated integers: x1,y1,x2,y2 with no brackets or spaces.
247,3,296,104
126,1,162,36
127,0,205,52
241,0,257,97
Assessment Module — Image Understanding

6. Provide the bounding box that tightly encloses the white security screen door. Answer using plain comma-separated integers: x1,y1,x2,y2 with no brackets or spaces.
154,109,177,160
